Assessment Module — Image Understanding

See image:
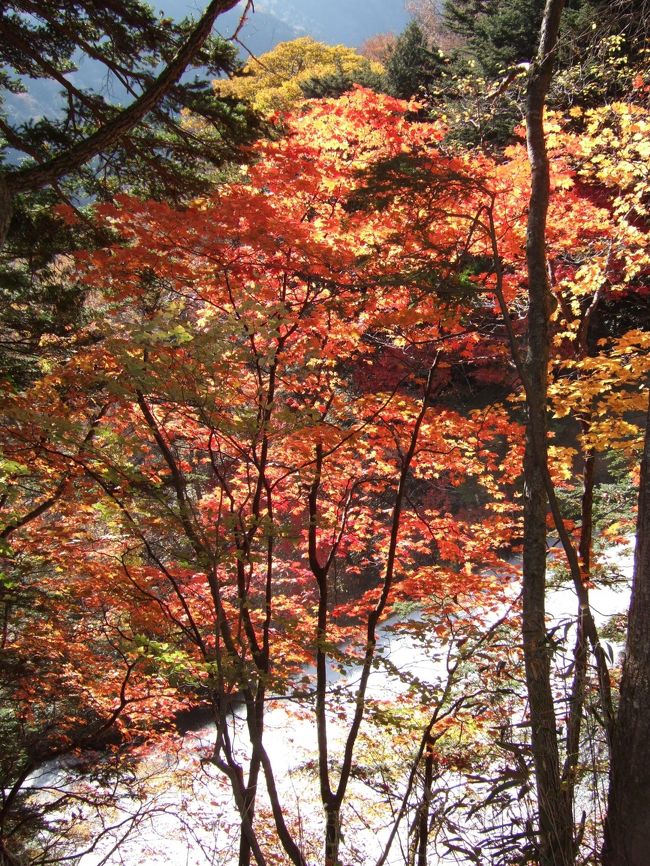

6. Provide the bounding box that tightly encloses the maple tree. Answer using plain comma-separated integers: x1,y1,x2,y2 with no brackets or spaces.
1,3,649,860
1,87,529,864
4,72,650,861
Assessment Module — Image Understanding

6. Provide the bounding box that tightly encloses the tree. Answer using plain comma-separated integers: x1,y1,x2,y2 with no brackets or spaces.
298,64,384,101
0,0,256,244
0,398,184,864
385,21,448,100
585,80,650,866
407,0,463,51
442,0,648,83
2,88,528,865
0,189,97,385
214,38,385,114
604,392,650,865
521,5,574,862
0,1,263,387
3,21,650,863
488,2,649,862
359,32,397,64
443,0,546,77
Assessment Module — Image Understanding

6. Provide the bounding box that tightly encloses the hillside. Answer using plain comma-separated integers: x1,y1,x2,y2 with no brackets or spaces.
164,0,410,52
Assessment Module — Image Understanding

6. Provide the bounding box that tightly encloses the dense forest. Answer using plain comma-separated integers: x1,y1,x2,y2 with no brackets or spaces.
1,1,649,864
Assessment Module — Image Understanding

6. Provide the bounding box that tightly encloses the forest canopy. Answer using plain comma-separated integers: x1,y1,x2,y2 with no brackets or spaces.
0,2,649,865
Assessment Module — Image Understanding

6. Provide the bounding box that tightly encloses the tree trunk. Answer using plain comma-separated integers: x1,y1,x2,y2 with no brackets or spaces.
325,807,341,866
239,748,261,866
416,737,434,866
561,443,595,805
522,2,574,863
603,392,650,865
0,177,11,251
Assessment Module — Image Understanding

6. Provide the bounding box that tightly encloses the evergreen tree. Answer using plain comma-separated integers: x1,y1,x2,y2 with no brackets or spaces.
0,1,260,222
442,0,649,78
443,0,545,76
0,1,261,385
385,21,447,99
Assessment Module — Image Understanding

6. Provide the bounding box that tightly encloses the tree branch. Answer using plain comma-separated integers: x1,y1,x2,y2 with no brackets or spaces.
4,0,242,196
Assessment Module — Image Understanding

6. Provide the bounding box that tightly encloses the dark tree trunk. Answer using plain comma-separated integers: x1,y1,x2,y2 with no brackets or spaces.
603,393,650,865
239,742,261,866
325,808,341,866
416,737,434,866
522,2,574,864
309,368,437,866
0,177,11,250
579,448,595,573
561,443,595,804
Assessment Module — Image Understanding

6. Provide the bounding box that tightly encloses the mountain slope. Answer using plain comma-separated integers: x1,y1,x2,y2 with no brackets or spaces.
164,0,410,52
249,0,410,45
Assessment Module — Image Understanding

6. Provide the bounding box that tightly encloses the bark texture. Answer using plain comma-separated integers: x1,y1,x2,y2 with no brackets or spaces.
603,393,650,866
522,2,574,864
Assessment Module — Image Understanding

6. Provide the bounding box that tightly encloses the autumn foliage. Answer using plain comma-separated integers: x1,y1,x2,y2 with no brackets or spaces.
1,81,649,864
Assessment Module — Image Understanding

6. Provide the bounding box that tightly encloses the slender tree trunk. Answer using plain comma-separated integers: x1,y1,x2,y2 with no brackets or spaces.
0,177,11,251
325,808,342,866
522,2,574,864
239,720,262,866
579,448,595,572
561,443,594,804
416,737,434,866
603,392,650,865
309,367,437,866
